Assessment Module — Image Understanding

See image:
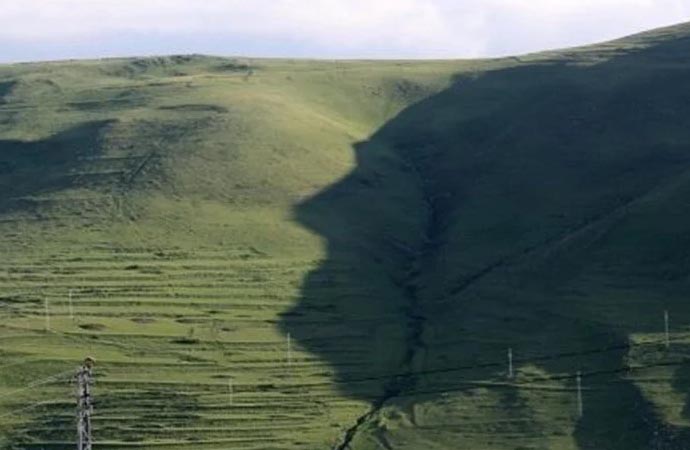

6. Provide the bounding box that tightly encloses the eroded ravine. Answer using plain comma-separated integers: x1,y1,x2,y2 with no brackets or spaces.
332,149,437,450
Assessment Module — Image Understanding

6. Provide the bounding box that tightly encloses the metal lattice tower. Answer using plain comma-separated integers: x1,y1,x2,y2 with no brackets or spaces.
76,357,95,450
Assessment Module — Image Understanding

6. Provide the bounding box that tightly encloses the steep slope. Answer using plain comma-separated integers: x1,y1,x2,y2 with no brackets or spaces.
2,22,690,450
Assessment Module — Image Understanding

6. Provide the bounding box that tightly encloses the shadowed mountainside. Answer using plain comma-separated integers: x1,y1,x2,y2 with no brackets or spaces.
0,121,114,214
284,23,690,449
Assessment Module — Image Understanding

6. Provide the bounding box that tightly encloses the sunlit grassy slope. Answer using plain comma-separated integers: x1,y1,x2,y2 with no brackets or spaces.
3,22,690,450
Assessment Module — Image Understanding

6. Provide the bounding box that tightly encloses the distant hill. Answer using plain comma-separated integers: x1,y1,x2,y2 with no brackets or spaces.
2,22,690,450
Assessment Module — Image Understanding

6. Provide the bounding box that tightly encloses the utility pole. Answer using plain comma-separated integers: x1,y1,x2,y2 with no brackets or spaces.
287,333,292,367
507,348,514,379
228,379,234,405
664,310,670,349
44,297,50,332
77,357,95,450
577,370,584,419
68,289,75,321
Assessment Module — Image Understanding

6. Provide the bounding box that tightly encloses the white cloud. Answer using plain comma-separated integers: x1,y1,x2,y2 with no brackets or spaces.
0,0,484,55
473,0,690,54
0,0,689,60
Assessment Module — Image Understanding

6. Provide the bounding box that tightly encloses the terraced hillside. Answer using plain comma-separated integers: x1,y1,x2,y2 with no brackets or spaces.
3,22,690,450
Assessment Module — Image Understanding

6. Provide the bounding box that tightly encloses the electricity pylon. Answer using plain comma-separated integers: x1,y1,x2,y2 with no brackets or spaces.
76,357,95,450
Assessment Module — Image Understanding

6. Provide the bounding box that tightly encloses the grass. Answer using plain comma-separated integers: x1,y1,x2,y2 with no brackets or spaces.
2,22,690,450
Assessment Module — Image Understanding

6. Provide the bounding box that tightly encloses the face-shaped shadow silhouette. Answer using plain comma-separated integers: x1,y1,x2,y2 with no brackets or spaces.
281,30,690,449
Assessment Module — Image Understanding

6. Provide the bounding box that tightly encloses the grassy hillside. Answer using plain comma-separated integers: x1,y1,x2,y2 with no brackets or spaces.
3,22,690,450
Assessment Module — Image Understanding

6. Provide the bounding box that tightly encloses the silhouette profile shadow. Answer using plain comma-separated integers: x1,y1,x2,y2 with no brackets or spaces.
281,28,690,449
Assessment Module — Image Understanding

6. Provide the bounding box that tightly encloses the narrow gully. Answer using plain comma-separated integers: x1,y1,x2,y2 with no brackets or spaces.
332,151,436,450
332,261,429,450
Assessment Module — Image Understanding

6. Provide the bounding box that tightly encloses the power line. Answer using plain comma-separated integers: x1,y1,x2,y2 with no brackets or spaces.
0,368,74,401
306,358,690,403
2,335,672,400
103,337,671,404
0,399,65,421
70,359,690,425
265,338,667,391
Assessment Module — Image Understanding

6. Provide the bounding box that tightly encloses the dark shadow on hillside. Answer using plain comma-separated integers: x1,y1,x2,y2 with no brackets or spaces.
0,120,114,214
0,81,16,104
281,33,690,449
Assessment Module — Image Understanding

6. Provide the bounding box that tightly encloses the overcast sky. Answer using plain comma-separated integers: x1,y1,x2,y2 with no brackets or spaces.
2,0,690,63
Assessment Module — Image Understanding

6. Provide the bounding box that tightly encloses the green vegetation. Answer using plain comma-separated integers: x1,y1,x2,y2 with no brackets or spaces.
3,22,690,450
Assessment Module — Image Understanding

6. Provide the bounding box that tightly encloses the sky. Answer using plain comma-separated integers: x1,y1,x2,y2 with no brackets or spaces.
1,0,690,63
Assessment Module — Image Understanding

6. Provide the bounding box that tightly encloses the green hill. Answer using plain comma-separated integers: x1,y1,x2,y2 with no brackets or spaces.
3,22,690,450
